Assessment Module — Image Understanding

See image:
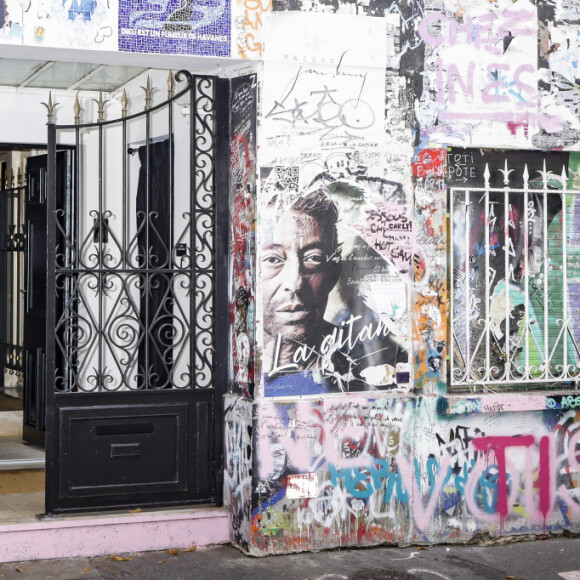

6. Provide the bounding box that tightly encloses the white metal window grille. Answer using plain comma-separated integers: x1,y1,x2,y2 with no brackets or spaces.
450,161,580,391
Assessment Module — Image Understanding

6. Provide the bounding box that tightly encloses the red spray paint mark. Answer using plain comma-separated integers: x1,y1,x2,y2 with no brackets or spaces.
473,435,534,534
357,522,367,543
506,121,529,138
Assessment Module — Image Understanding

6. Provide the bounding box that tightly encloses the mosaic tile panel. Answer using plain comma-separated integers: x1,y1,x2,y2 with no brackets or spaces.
118,0,231,56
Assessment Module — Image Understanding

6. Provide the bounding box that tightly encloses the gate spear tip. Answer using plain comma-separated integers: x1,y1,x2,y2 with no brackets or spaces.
74,92,83,125
93,89,110,123
121,89,129,118
42,91,59,124
141,75,155,110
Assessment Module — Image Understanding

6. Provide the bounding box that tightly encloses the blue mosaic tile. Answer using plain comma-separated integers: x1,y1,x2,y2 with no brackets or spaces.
118,0,231,57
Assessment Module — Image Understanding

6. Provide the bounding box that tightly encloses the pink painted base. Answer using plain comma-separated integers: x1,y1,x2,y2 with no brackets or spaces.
0,508,229,563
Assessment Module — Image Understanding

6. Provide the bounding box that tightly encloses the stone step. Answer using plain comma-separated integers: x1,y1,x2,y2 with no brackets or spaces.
0,502,229,563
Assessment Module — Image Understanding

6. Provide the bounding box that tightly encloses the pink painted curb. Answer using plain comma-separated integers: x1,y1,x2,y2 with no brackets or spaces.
0,508,230,563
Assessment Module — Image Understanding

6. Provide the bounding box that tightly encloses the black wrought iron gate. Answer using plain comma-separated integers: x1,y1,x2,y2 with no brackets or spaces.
44,72,228,514
0,172,25,406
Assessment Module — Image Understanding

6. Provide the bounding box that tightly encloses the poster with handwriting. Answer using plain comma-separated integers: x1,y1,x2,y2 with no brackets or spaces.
259,13,412,397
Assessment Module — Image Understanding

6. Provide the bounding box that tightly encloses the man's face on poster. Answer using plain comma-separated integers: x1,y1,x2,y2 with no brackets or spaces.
262,207,337,343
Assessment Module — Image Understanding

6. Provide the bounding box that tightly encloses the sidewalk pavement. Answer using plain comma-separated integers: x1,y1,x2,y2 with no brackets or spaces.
0,535,579,580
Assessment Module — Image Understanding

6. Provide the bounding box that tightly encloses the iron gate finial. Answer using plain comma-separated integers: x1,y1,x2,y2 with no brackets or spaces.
121,89,129,118
74,92,83,125
42,91,59,124
93,90,110,123
142,76,155,110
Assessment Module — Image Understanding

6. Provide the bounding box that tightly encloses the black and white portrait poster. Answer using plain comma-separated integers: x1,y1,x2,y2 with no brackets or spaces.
258,14,413,397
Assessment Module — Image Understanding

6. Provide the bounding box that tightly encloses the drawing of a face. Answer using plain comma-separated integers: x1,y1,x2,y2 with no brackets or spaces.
341,435,366,458
235,333,251,384
269,442,287,480
236,333,250,367
387,424,401,454
428,355,442,372
262,208,336,343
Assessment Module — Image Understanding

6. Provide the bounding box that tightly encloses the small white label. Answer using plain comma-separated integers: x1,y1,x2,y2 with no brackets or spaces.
286,473,318,498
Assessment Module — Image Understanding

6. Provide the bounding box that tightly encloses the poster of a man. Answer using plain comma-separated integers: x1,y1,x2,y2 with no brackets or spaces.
261,187,409,396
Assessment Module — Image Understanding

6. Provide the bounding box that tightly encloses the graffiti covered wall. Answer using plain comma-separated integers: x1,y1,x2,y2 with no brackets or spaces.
224,394,253,550
241,0,580,555
249,397,580,552
230,74,257,398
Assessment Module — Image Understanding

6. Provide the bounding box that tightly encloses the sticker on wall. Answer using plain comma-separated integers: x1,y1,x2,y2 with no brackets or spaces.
286,473,318,498
118,0,230,56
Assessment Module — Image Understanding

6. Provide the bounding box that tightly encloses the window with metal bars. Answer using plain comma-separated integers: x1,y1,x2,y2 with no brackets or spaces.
449,149,580,392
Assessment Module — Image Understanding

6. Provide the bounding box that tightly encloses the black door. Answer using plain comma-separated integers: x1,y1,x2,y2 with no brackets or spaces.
0,171,25,410
44,72,228,514
23,152,72,447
